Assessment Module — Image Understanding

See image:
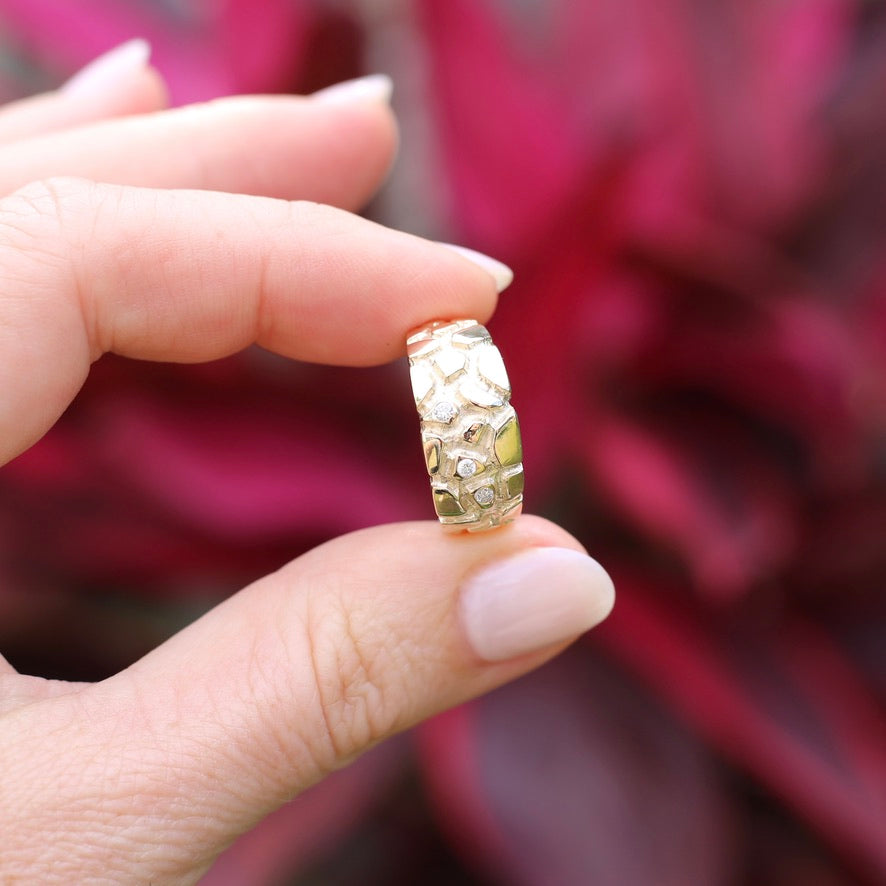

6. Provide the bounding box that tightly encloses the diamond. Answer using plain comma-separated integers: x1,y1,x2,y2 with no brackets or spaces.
473,486,495,506
432,401,457,423
431,400,458,424
456,458,477,478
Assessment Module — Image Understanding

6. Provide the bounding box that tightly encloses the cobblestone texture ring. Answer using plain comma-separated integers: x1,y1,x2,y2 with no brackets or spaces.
407,319,524,531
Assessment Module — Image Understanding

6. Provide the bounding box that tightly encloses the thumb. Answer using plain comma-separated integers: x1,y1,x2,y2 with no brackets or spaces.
1,516,614,883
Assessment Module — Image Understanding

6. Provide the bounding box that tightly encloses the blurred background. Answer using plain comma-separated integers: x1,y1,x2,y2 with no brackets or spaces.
1,1,885,883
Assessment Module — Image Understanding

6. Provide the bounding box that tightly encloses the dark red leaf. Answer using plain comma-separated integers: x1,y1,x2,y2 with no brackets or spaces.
419,649,735,886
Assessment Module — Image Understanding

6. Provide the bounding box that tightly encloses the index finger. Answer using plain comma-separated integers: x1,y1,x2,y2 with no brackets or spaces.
0,177,508,464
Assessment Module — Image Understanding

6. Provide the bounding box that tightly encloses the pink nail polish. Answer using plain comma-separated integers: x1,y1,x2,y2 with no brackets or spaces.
460,548,615,662
311,74,394,106
62,39,151,98
436,243,514,293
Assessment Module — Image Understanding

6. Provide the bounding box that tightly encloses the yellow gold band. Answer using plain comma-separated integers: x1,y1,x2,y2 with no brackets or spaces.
407,319,523,531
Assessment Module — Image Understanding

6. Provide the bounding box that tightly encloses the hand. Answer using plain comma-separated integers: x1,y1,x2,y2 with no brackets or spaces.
0,45,614,884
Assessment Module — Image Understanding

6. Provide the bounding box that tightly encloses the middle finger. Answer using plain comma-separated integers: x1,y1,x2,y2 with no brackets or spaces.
0,86,397,209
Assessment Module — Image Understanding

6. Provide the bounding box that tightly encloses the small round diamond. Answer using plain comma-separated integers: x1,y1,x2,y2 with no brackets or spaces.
456,458,477,479
473,486,495,507
432,401,457,423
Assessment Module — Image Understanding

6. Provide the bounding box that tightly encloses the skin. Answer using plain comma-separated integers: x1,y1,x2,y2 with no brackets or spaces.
0,63,606,883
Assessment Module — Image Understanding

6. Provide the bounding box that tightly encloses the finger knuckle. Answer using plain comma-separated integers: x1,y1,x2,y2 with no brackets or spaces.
1,176,91,230
303,591,401,770
0,177,97,274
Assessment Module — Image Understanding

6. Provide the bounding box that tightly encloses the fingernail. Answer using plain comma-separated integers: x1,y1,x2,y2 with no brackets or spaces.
311,74,394,107
437,242,514,293
62,38,151,97
460,548,615,662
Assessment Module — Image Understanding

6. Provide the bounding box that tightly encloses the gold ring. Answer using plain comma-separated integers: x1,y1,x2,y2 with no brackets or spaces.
407,319,524,531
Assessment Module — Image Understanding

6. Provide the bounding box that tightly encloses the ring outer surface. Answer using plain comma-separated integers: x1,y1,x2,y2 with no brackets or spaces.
407,319,524,532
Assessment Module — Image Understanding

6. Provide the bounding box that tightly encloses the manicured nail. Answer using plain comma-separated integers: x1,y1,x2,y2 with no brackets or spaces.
62,39,151,97
437,243,514,293
311,74,394,107
460,548,615,662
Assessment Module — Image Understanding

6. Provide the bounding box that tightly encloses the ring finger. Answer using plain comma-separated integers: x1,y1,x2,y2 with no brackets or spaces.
0,77,397,209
